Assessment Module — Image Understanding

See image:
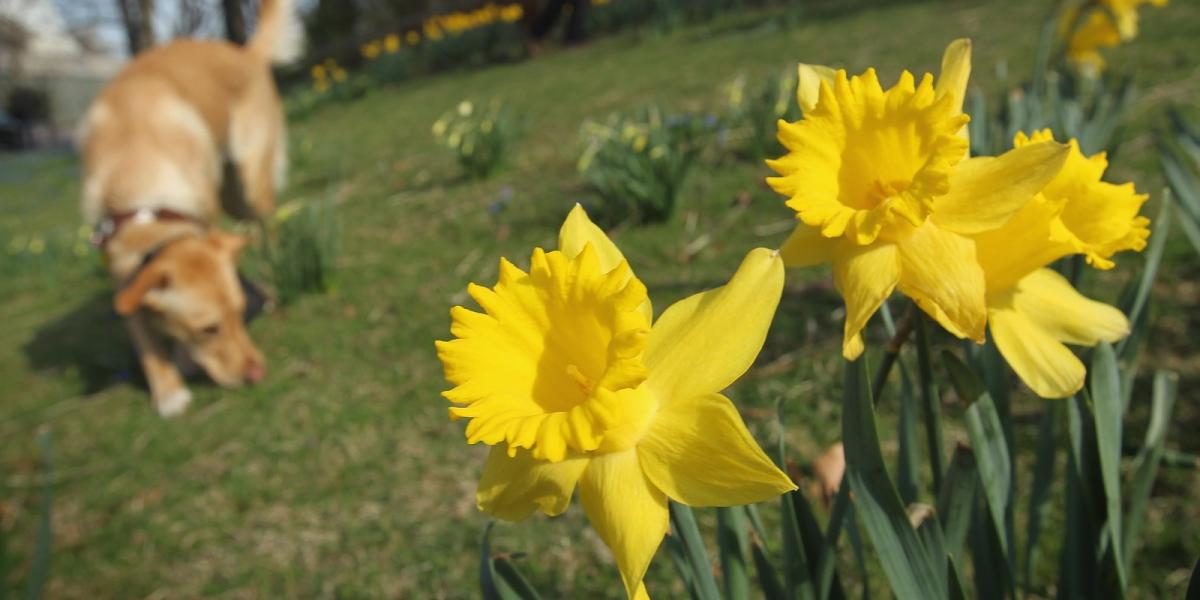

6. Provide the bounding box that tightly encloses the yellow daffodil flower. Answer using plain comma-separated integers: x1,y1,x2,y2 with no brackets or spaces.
437,205,795,599
1099,0,1168,40
361,41,381,60
974,130,1149,398
1064,8,1122,73
1062,0,1168,73
768,39,1069,359
384,33,401,54
500,3,524,22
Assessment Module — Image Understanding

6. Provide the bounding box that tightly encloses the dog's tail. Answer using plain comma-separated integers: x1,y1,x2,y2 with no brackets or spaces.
247,0,304,65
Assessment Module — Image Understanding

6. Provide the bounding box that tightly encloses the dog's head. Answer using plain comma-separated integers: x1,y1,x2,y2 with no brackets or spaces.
115,231,266,388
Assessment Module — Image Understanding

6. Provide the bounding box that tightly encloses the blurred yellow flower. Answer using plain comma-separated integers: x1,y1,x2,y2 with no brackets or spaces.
384,33,400,53
1062,0,1168,73
769,40,1069,359
406,30,421,45
361,40,381,60
437,205,794,599
432,119,448,138
973,130,1148,398
458,100,474,116
1100,0,1168,39
500,3,524,22
424,21,444,40
313,79,330,93
310,64,327,80
331,67,347,82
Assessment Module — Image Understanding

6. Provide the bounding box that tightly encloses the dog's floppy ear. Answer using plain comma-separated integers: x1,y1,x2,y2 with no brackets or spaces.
115,263,169,316
209,231,247,256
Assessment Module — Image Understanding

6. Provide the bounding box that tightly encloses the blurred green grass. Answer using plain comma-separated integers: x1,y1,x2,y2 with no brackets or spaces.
1,0,1198,597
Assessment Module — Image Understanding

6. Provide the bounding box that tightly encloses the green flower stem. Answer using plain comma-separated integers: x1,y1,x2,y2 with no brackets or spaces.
915,315,945,495
870,304,917,404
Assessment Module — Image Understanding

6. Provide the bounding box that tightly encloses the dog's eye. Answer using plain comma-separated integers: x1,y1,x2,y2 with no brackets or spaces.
200,323,221,336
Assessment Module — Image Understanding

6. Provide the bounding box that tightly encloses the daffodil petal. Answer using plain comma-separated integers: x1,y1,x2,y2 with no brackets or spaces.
644,248,783,402
637,392,795,506
989,298,1085,399
559,203,652,321
560,203,627,273
896,222,986,342
932,141,1069,234
796,63,837,114
831,241,900,360
1006,268,1130,346
936,38,972,115
476,446,589,521
580,449,669,600
780,223,836,268
936,37,972,146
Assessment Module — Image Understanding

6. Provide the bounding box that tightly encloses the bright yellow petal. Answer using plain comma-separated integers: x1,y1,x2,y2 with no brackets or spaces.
896,222,986,342
831,240,900,360
989,298,1086,399
932,141,1069,234
476,446,589,521
560,203,627,273
796,63,837,114
644,248,783,402
779,223,836,267
936,38,972,115
973,194,1071,293
579,449,669,600
637,393,795,506
559,203,653,321
1005,268,1129,346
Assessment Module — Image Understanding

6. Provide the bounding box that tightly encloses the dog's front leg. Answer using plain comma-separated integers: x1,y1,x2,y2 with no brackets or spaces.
126,313,192,417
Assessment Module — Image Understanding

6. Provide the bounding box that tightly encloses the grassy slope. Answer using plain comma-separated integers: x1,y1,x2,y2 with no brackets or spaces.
2,0,1198,597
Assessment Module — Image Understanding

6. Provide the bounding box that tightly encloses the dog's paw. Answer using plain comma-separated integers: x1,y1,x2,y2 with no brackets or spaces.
156,388,193,418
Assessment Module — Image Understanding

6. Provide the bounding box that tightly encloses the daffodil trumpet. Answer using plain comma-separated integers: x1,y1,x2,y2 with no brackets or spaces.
437,205,796,599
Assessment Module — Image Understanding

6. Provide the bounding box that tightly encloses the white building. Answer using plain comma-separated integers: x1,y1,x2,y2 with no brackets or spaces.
0,0,126,132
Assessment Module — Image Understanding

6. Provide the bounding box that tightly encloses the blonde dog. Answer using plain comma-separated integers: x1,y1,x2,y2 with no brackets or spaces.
79,0,300,416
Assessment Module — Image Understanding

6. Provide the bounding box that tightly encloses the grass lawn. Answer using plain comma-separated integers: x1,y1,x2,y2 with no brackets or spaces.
2,0,1199,597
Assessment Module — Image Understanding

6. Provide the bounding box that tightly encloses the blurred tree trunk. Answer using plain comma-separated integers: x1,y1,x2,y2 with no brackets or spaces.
115,0,155,55
223,0,247,44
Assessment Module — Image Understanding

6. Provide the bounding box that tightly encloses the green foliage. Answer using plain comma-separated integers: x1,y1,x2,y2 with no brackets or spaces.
266,199,339,305
286,67,372,121
1159,108,1200,256
3,431,53,600
432,99,520,180
480,523,541,600
578,105,715,226
420,20,525,72
722,68,802,160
